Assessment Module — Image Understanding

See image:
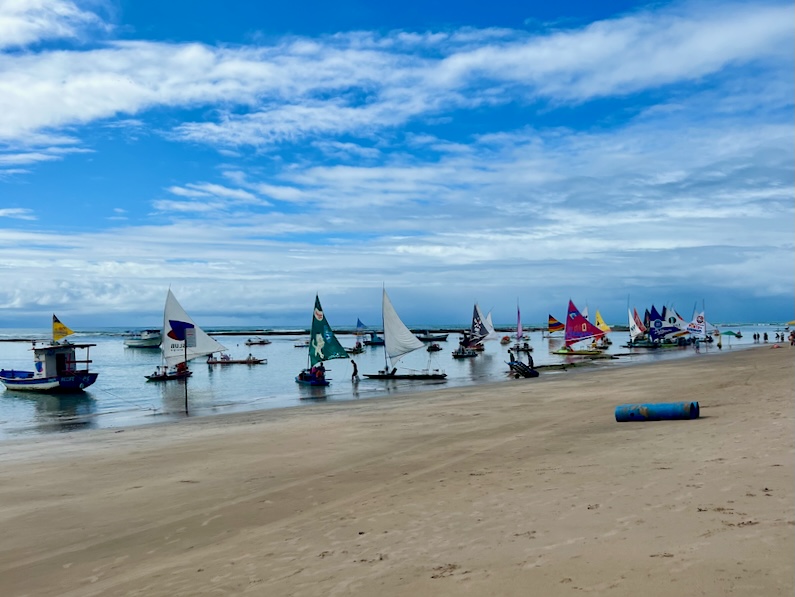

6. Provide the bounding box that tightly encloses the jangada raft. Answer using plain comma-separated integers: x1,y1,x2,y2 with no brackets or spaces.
295,294,349,386
0,315,98,393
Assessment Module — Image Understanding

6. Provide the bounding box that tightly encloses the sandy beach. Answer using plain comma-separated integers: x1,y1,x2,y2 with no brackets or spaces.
0,347,792,596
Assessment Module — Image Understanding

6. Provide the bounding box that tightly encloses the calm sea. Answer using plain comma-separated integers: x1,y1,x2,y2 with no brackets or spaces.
0,324,783,440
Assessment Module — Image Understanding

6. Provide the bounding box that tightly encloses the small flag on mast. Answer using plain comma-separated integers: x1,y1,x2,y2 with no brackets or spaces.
52,314,74,341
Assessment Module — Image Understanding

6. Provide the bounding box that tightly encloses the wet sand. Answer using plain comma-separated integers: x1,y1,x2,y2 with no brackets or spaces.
0,346,792,596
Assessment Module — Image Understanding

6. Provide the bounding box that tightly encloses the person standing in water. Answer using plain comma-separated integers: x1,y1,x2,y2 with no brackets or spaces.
351,360,359,382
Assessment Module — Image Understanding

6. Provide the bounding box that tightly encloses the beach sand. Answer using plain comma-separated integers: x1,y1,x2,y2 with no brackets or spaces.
0,347,792,596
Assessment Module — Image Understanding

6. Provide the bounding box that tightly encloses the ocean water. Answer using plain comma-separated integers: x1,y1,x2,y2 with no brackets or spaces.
0,324,783,440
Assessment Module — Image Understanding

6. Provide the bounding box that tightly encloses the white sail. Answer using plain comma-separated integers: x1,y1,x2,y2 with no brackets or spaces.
663,306,689,337
161,289,226,366
483,309,500,341
382,289,425,368
686,310,707,339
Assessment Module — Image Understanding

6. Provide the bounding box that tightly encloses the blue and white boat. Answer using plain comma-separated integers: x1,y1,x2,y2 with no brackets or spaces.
0,315,98,392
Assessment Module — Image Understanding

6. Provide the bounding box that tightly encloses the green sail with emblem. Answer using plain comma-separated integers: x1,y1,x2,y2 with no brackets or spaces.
308,295,349,367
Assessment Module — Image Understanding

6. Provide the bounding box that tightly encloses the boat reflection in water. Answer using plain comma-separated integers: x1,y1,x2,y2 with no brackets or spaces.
5,392,99,433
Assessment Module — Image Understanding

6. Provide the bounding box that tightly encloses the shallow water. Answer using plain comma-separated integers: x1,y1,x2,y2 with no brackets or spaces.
0,325,780,440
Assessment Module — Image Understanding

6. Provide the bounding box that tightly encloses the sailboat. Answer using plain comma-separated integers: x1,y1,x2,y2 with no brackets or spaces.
145,289,226,381
552,300,605,355
593,310,612,347
345,318,366,354
364,289,447,380
511,305,533,353
546,314,565,337
0,315,99,392
453,303,489,358
295,295,349,386
647,305,680,346
625,307,656,348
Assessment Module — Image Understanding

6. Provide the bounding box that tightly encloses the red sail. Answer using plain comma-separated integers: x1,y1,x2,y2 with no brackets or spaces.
564,300,605,346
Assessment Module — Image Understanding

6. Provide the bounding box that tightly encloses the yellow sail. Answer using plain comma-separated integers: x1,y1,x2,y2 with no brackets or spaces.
52,314,74,341
595,310,612,333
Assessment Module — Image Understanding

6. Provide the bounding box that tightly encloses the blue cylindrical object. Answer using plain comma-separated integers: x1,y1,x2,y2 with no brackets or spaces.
615,401,699,422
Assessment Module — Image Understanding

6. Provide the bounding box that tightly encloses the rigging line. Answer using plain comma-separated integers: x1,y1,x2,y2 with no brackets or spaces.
94,387,158,412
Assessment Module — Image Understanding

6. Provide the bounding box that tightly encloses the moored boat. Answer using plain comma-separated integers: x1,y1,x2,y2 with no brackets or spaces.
363,332,385,346
146,362,192,381
0,315,98,393
123,329,162,348
452,346,478,359
415,331,449,342
245,337,271,346
363,289,447,380
556,299,607,356
206,353,266,365
295,295,349,386
146,289,226,382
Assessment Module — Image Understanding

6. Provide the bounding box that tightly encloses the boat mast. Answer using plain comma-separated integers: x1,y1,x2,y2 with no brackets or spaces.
381,287,389,372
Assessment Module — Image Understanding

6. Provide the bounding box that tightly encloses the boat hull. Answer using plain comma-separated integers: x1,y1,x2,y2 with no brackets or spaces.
553,348,602,356
0,371,98,392
123,339,161,348
416,334,449,342
363,372,447,380
145,371,192,382
207,359,266,365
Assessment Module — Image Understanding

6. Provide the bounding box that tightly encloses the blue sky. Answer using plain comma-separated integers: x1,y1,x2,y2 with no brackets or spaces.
0,0,793,329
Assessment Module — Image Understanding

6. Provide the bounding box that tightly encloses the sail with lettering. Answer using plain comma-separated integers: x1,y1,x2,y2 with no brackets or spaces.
647,305,678,341
687,310,707,339
564,300,605,347
161,289,226,367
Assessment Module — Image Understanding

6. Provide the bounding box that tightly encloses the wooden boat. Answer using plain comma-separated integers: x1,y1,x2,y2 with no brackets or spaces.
426,342,442,352
145,289,226,382
206,354,266,365
363,332,385,346
363,289,446,380
245,337,271,346
0,316,98,392
452,346,478,359
555,300,607,356
145,363,192,382
345,341,364,354
123,329,162,348
552,347,602,356
415,331,449,342
295,295,348,386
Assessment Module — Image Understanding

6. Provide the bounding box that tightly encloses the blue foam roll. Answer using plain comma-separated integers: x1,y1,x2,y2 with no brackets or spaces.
614,401,699,422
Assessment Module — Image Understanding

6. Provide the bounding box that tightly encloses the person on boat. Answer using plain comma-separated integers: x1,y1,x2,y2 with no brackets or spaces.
316,363,325,380
247,353,253,361
351,360,359,382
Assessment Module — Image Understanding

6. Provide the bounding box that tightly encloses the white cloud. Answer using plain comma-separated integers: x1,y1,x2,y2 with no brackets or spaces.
0,0,109,49
0,207,36,220
0,2,790,150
